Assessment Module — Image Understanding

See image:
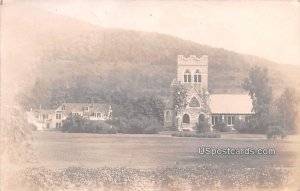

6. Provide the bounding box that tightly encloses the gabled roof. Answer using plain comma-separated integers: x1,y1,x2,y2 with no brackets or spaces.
31,109,55,115
210,94,253,114
56,103,111,115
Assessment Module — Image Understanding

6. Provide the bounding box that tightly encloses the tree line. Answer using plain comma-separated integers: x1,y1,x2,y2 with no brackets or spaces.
243,66,298,138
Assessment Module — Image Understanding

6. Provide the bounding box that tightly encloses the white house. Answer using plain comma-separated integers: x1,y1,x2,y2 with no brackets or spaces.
27,103,112,130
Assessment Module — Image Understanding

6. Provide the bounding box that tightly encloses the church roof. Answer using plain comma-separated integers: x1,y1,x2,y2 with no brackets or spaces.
210,94,253,114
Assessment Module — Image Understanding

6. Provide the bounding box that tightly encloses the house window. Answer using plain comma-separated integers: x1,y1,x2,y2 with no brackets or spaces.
62,105,65,110
194,69,201,83
245,116,250,123
182,114,190,124
43,114,48,120
165,111,171,122
95,113,103,118
56,113,62,120
56,122,62,128
212,116,220,125
227,116,235,126
83,106,89,111
184,69,191,83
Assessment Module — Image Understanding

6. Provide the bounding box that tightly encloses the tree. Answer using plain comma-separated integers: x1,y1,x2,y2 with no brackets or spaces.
243,66,273,133
196,121,211,133
276,88,298,134
135,96,165,123
266,125,287,140
173,84,188,111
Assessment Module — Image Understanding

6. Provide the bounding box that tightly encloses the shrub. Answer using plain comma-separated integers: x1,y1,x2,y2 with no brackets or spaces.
234,119,248,133
21,165,293,191
234,119,245,130
61,115,117,134
143,124,161,134
113,114,163,134
235,119,261,134
28,123,37,131
266,125,287,140
196,121,211,133
167,126,178,131
171,131,221,138
101,126,118,134
213,122,231,132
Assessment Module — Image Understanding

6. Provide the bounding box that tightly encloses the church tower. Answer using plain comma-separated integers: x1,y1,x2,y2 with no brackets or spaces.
177,55,208,89
164,55,211,131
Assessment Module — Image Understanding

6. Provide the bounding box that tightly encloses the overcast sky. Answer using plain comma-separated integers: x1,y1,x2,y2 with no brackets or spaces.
30,0,300,65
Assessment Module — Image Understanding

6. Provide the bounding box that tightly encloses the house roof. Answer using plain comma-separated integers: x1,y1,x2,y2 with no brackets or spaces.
32,109,55,115
209,94,253,114
56,103,111,115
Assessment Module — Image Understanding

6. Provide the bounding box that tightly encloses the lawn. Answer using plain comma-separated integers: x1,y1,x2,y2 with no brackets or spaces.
30,131,300,169
3,131,300,190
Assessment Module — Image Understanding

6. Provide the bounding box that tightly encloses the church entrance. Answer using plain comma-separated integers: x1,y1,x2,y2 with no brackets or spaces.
198,114,205,123
182,114,190,131
182,114,190,124
198,114,206,132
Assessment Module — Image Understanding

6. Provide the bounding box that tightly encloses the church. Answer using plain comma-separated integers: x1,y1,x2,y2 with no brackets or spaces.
164,55,253,131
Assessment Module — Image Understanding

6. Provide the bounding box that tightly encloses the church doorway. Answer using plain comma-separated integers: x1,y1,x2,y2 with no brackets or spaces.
198,114,207,132
182,114,190,124
198,114,206,123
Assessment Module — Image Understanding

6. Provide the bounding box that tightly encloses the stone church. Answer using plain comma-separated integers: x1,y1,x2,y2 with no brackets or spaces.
164,55,253,131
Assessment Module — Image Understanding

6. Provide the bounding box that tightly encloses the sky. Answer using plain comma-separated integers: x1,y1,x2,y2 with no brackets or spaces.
19,0,300,65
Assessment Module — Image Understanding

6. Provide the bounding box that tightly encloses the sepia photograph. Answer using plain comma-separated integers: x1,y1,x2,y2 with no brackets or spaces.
1,0,300,190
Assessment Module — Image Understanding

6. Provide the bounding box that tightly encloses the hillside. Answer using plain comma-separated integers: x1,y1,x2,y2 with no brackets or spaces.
2,2,300,109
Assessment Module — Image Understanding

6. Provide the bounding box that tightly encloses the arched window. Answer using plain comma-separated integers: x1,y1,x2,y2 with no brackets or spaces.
184,69,191,83
182,114,190,124
194,69,201,83
165,111,171,122
189,97,200,107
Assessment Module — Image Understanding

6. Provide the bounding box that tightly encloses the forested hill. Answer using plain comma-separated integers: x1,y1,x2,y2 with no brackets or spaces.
5,3,299,108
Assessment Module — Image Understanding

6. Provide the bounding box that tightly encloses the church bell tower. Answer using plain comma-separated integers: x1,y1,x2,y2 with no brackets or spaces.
177,55,208,90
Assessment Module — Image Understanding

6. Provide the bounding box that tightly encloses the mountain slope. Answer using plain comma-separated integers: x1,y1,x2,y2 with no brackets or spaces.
2,2,300,108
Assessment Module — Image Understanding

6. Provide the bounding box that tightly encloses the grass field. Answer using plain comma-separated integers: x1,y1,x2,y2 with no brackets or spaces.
30,131,300,169
3,131,300,190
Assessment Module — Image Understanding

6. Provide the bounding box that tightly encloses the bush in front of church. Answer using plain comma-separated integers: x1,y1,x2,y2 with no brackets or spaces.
196,121,211,133
212,122,232,132
234,119,257,134
234,119,247,133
